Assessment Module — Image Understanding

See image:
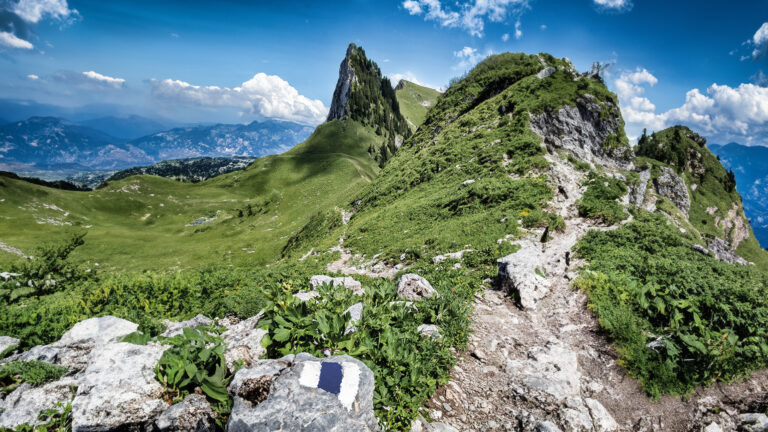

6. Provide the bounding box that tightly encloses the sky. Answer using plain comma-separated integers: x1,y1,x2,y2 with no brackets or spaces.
1,0,768,145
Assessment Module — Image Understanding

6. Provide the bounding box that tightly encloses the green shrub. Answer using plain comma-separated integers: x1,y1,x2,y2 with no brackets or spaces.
576,172,628,225
0,361,67,394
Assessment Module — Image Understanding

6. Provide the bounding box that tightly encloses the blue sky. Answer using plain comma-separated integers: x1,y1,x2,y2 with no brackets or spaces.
1,0,768,145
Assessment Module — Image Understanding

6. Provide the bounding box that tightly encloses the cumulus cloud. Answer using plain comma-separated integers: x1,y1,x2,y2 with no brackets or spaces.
593,0,633,12
514,19,522,39
0,30,33,49
26,73,38,79
751,22,768,59
453,46,486,70
149,73,328,125
616,67,768,145
401,0,529,37
0,0,78,50
501,33,509,42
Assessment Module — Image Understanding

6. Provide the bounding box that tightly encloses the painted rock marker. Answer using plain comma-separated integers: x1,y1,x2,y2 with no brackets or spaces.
299,361,361,410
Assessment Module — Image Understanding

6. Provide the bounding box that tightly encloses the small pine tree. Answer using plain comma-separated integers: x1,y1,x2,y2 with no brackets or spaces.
238,209,243,218
247,205,253,216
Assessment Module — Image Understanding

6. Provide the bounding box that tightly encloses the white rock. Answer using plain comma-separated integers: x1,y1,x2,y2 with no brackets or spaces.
397,274,439,301
309,275,364,295
343,303,363,335
537,67,556,79
0,378,77,428
161,314,212,338
221,314,267,372
58,316,138,347
154,394,215,432
417,324,442,339
294,291,320,302
71,342,167,432
497,240,551,310
0,335,19,355
585,398,618,431
703,422,723,432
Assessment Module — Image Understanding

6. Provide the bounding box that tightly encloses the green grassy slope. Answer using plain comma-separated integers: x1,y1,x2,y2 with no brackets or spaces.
394,80,441,130
0,119,382,271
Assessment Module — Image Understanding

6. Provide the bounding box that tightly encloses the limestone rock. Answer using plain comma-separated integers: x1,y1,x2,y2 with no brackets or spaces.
529,95,631,169
227,353,378,432
344,303,363,335
294,291,320,302
739,413,768,432
71,342,167,432
432,250,473,264
0,335,19,355
220,314,267,372
0,378,77,428
310,275,364,295
707,238,750,265
397,274,439,301
585,398,619,431
655,166,691,217
497,240,550,310
161,314,212,338
327,44,358,122
537,67,556,79
417,324,441,339
154,394,216,432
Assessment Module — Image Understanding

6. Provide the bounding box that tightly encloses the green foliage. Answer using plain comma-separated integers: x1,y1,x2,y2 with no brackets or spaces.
576,172,628,225
0,361,67,394
282,209,342,258
155,327,233,408
0,234,90,304
575,212,768,398
394,80,441,131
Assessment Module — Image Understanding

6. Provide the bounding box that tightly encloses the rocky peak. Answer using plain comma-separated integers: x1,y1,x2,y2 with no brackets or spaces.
327,44,358,122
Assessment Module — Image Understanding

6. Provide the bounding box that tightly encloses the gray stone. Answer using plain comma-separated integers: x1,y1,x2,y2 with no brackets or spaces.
529,95,631,169
220,314,268,372
327,44,357,122
417,324,442,339
537,67,556,79
344,303,363,335
71,342,167,432
309,275,364,295
497,240,550,310
0,335,19,356
155,394,216,432
692,244,711,256
432,249,473,264
0,378,77,428
535,421,564,432
655,166,691,217
707,237,750,265
585,398,618,431
739,413,768,432
703,422,723,432
397,274,439,301
228,353,378,432
294,290,320,302
161,314,212,338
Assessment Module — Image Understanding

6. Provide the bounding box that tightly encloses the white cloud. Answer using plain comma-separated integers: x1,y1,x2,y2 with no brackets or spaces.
514,19,522,39
150,73,328,125
0,31,34,49
540,24,547,30
616,67,768,145
82,71,125,88
26,74,39,80
401,0,529,37
593,0,633,12
751,22,768,59
12,0,77,23
501,33,509,42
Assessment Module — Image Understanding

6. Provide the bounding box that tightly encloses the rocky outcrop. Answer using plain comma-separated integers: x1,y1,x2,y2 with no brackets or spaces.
716,203,750,249
707,238,750,265
218,314,268,372
0,335,19,355
497,240,550,310
0,378,77,428
161,314,212,338
397,274,439,301
154,394,215,432
228,353,379,432
71,342,167,432
654,166,691,217
529,95,631,169
327,44,358,122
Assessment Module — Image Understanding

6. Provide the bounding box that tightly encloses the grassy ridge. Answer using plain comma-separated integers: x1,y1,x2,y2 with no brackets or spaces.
394,80,441,131
0,120,381,271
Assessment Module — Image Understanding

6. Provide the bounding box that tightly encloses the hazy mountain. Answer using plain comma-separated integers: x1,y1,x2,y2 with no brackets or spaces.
129,119,315,161
77,115,173,140
709,142,768,248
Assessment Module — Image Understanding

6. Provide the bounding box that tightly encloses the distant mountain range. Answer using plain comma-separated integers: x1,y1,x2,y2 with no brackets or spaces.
76,115,172,139
709,142,768,248
102,156,257,185
0,116,315,174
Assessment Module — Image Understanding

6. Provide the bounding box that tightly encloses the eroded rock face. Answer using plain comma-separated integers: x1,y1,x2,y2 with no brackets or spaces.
528,95,631,169
655,166,691,217
161,314,212,338
71,342,167,432
0,335,19,355
0,378,77,428
228,353,379,432
707,238,750,266
397,274,439,301
219,314,268,372
716,203,750,249
154,394,215,432
327,44,357,122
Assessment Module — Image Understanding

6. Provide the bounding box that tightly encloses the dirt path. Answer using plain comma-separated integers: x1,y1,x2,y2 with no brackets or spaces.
422,158,768,432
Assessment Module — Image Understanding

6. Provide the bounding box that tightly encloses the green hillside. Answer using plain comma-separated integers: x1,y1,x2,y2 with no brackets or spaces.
394,80,441,130
0,119,381,271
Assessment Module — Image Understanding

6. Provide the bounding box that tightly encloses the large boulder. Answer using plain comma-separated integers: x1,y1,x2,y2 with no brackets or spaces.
654,166,691,217
0,335,19,356
9,316,138,371
309,275,364,295
228,353,379,432
397,274,439,301
71,342,167,432
154,394,216,432
0,377,77,428
497,240,550,310
161,314,212,338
